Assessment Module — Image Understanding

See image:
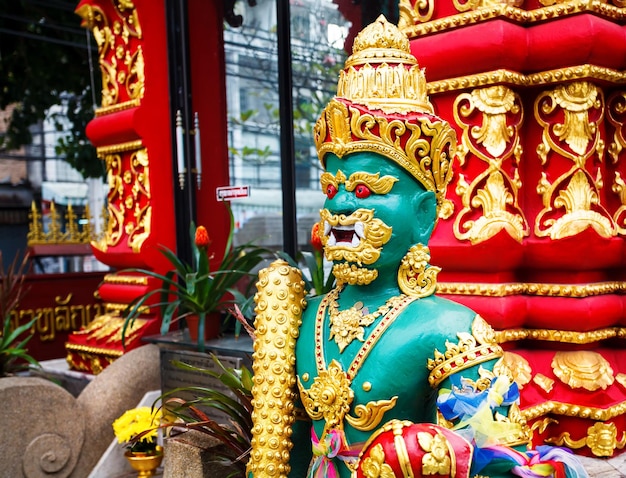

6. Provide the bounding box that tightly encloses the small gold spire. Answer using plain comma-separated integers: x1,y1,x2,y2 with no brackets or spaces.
337,15,432,115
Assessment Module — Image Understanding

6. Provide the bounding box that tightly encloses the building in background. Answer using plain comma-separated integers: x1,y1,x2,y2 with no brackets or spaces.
223,0,351,245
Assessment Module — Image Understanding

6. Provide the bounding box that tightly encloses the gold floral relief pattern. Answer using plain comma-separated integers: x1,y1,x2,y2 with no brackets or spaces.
418,430,452,475
93,142,151,253
534,81,616,239
453,0,523,13
493,351,532,389
452,86,528,244
546,422,626,457
397,0,434,29
402,3,626,39
298,359,354,434
76,1,143,111
360,443,395,478
532,373,555,394
551,350,614,391
607,91,626,235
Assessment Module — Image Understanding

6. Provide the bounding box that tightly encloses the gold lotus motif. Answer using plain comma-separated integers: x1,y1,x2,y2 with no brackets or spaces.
551,350,614,391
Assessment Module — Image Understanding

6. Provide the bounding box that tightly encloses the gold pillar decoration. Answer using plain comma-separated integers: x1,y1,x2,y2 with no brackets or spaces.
127,147,151,252
247,260,307,478
92,141,151,253
493,351,532,389
534,81,616,239
607,90,626,234
47,202,63,242
397,0,434,30
27,201,96,246
81,205,94,243
546,422,626,457
452,0,523,13
65,204,80,242
76,0,144,112
532,374,555,394
452,85,528,244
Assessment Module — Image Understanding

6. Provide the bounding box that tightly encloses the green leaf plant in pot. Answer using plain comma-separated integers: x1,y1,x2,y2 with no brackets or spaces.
131,311,256,477
122,208,271,352
158,352,254,477
0,251,40,377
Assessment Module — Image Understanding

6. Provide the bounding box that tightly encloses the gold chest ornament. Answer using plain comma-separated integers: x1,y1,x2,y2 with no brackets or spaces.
327,284,408,352
298,290,416,438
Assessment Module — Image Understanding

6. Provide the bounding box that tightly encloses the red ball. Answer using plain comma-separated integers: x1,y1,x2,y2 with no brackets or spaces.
355,420,474,478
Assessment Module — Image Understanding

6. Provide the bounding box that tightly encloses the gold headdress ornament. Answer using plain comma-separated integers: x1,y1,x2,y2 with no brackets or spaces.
314,15,457,219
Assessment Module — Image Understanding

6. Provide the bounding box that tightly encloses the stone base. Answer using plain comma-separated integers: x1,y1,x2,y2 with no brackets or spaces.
163,430,238,478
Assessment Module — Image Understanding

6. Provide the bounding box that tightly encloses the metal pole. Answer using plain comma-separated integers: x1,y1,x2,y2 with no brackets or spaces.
166,0,195,264
276,0,298,259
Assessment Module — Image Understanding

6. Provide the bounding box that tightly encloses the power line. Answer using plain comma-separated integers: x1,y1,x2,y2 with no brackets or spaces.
0,13,86,37
0,27,92,50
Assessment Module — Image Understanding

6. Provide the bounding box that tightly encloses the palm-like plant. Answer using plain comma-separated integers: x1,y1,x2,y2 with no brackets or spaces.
159,354,253,477
0,251,39,376
122,208,271,351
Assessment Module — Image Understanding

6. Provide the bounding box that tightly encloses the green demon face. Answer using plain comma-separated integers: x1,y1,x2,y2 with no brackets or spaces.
318,152,437,286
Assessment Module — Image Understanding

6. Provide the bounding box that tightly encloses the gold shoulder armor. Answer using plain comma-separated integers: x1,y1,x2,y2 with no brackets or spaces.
427,315,503,388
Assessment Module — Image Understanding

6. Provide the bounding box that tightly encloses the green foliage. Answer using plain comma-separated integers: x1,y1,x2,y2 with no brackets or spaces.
225,18,348,173
158,354,253,477
121,207,273,351
277,249,335,297
0,251,40,376
52,91,104,179
0,1,101,177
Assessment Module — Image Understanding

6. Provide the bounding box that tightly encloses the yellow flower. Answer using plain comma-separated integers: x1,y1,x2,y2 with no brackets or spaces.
112,407,161,445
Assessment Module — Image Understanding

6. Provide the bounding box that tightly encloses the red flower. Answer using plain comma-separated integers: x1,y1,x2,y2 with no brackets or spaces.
311,222,323,252
195,225,210,249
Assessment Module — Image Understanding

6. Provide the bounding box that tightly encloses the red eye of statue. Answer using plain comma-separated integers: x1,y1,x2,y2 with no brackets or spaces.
326,184,338,199
354,184,371,199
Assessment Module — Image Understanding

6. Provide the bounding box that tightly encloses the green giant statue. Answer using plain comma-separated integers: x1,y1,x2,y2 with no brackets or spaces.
246,16,586,478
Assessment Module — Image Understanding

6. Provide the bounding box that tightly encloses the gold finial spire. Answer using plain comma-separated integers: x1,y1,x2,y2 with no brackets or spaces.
336,15,432,115
315,15,457,219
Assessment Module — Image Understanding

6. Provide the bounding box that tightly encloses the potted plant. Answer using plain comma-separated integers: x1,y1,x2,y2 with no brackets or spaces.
122,208,271,351
158,352,253,477
0,251,40,377
112,406,163,476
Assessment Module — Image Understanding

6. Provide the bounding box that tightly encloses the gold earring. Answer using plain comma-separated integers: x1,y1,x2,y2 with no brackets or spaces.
397,244,440,298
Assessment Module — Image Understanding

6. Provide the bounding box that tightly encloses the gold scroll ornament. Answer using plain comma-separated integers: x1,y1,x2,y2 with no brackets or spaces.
246,260,307,478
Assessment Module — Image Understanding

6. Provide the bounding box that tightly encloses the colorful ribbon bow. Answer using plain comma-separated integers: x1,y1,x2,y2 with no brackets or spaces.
476,444,589,478
308,428,360,478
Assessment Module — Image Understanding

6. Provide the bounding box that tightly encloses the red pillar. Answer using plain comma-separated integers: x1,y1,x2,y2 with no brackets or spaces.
66,0,231,373
403,1,626,457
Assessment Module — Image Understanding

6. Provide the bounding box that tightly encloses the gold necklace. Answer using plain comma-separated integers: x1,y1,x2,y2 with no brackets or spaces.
327,285,408,352
302,291,416,435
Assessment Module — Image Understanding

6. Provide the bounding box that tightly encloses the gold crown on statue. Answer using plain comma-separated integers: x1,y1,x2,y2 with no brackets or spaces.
314,15,457,219
339,14,432,115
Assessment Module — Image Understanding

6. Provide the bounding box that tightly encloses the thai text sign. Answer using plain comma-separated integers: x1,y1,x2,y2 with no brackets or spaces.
216,185,250,201
9,272,106,361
